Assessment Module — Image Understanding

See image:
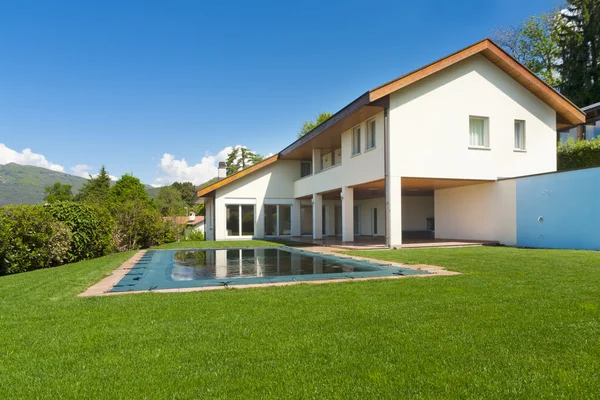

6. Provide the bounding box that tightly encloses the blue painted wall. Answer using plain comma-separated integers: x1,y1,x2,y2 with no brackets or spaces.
516,167,600,250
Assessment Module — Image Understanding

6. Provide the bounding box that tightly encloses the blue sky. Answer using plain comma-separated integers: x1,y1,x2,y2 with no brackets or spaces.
0,0,561,186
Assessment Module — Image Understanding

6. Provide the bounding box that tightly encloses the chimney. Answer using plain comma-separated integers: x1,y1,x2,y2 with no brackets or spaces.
218,161,226,179
189,211,195,222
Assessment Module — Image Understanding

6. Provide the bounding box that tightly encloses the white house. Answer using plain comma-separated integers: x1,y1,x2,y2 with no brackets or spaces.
195,39,585,248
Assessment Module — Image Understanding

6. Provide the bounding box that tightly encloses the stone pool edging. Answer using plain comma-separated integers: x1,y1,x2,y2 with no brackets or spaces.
79,246,459,297
79,250,147,297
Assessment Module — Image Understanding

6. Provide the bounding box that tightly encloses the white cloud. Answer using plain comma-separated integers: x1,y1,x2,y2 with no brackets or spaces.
70,164,92,178
153,146,233,186
69,164,118,181
0,143,64,172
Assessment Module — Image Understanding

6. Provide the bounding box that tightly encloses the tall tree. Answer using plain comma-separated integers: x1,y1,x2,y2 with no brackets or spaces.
108,174,158,251
75,166,112,204
171,182,197,207
225,146,264,176
43,183,73,203
156,186,187,216
492,12,562,87
558,0,600,106
298,112,333,137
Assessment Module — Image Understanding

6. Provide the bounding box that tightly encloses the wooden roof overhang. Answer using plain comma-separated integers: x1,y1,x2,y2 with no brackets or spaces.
369,39,585,130
279,93,386,160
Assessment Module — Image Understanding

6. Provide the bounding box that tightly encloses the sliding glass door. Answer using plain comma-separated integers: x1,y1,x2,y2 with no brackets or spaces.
226,204,255,237
264,204,292,237
300,205,313,235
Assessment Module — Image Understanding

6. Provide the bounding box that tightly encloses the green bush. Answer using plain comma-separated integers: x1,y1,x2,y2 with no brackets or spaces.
185,228,205,241
45,202,114,262
0,205,72,275
155,219,186,245
557,137,600,170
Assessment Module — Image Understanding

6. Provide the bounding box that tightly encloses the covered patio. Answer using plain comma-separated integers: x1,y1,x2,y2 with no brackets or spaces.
295,176,497,248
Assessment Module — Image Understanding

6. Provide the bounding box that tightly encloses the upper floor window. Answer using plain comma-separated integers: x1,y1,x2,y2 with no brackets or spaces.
366,119,376,150
300,161,312,177
352,125,361,155
514,120,526,150
469,116,489,148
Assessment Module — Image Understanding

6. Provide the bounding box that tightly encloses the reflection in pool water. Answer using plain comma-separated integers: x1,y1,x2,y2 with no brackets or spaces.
171,248,367,281
109,248,429,292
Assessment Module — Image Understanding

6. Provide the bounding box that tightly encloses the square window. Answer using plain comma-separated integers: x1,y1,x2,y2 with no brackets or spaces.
469,116,489,148
514,120,526,150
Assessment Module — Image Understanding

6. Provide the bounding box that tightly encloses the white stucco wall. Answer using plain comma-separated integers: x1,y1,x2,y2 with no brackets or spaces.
214,160,299,239
388,54,557,181
354,198,386,236
294,111,385,198
434,180,517,245
402,196,434,231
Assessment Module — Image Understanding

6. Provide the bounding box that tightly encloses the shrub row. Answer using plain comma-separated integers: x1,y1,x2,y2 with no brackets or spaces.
557,138,600,170
0,202,180,275
0,205,72,274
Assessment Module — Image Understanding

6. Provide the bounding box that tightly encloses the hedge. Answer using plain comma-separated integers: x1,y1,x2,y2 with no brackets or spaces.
557,138,600,170
0,205,71,275
46,202,114,262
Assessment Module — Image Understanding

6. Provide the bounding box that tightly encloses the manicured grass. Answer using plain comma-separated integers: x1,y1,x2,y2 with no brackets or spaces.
1,245,599,398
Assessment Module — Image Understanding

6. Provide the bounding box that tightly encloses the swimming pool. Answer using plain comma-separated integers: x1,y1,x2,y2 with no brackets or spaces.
109,247,429,292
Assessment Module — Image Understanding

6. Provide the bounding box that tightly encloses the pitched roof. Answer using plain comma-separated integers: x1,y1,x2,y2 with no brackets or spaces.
195,155,279,198
369,38,584,126
195,39,585,200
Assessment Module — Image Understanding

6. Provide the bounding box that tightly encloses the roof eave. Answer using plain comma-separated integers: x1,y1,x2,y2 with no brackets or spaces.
194,154,280,201
368,38,585,126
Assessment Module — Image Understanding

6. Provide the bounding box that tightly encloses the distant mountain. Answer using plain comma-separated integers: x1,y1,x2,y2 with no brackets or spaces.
0,163,159,206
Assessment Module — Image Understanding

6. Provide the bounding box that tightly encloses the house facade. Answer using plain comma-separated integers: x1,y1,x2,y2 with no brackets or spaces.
195,39,585,248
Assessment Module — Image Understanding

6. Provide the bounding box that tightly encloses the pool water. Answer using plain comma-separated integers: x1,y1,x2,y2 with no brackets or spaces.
110,247,428,292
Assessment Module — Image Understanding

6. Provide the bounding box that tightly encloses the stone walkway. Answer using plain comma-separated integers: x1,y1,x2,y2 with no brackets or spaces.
79,246,459,297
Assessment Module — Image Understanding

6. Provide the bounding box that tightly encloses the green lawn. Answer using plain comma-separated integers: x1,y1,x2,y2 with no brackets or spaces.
1,245,599,398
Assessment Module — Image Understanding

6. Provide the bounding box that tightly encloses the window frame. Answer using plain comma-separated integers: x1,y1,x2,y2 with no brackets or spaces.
351,125,361,156
514,119,526,151
300,160,312,178
366,118,376,151
225,204,255,238
468,116,490,149
264,204,292,237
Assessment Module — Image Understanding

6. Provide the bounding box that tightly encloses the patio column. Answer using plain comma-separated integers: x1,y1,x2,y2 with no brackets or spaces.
312,148,321,174
292,199,301,237
312,193,323,240
204,198,215,241
341,186,354,242
386,177,402,248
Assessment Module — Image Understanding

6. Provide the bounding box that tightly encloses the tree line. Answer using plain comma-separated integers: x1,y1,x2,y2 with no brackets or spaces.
492,0,600,107
0,167,207,275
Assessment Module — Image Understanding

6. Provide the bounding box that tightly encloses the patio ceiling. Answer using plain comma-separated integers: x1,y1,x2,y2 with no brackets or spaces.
307,177,493,202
